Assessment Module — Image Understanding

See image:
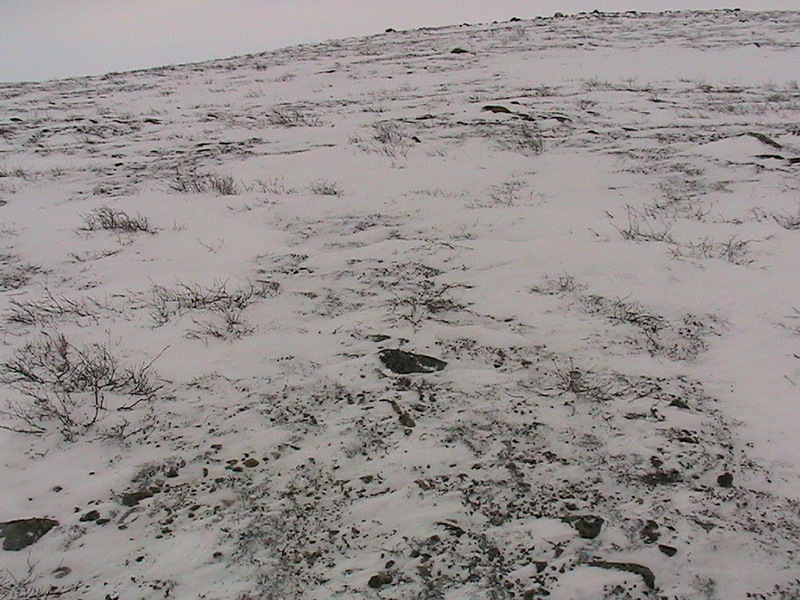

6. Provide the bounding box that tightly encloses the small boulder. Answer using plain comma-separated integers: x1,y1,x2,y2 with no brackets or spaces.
451,48,470,54
641,520,660,543
483,105,514,114
587,561,655,590
572,515,604,539
368,572,394,588
79,510,101,523
120,489,157,507
0,518,59,551
379,349,446,374
717,472,734,487
658,544,678,557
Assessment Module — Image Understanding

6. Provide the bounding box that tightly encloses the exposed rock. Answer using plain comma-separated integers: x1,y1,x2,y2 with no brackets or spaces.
717,472,734,487
368,572,394,588
746,131,782,149
0,518,59,551
659,544,678,556
641,469,683,485
451,48,470,54
641,520,660,543
399,413,416,428
243,458,259,468
120,488,157,507
568,515,604,539
587,561,656,589
79,510,101,522
483,105,514,114
379,349,447,374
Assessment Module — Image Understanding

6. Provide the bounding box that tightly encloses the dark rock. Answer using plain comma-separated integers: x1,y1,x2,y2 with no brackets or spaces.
669,398,690,409
165,467,179,478
510,17,522,22
0,518,59,551
533,561,548,573
385,28,396,33
120,489,156,507
746,132,782,149
365,334,391,342
483,105,514,114
571,515,604,539
658,544,678,557
641,469,683,485
451,48,470,54
79,510,101,522
379,349,447,374
641,520,660,543
587,561,655,589
243,458,259,468
399,413,416,428
717,472,734,487
368,572,394,588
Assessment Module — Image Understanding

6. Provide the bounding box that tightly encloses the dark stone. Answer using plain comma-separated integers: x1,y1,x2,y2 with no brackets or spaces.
641,469,683,485
166,467,179,478
379,349,447,374
658,544,678,557
365,334,391,342
79,510,101,522
483,105,514,114
120,489,156,507
385,28,396,33
746,132,782,149
451,48,470,54
368,572,394,588
587,561,655,589
641,520,660,543
0,518,59,551
571,515,604,539
510,17,522,22
717,472,734,487
399,413,416,428
243,458,259,468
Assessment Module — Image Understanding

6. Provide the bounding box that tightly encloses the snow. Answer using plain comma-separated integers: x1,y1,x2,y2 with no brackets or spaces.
1,8,800,600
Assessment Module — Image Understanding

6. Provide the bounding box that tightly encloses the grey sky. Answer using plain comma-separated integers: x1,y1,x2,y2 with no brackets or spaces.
1,0,797,83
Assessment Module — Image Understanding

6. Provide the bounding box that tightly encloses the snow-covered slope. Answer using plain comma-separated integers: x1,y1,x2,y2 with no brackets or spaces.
1,9,799,600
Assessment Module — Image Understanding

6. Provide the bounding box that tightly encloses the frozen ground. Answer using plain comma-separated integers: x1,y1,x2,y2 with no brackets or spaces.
1,9,799,600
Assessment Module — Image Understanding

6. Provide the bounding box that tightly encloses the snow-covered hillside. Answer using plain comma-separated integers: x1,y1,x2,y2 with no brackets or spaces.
1,9,799,600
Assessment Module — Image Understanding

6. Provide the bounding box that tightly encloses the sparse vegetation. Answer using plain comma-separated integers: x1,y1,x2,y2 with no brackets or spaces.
496,121,544,155
669,236,755,265
146,280,279,340
81,206,154,233
0,333,161,440
263,105,323,127
169,171,241,195
6,288,106,326
308,180,343,196
0,253,41,291
772,204,800,230
613,207,675,243
370,120,410,158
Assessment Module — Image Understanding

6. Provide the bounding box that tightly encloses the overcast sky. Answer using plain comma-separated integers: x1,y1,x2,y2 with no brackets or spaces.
1,0,797,83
